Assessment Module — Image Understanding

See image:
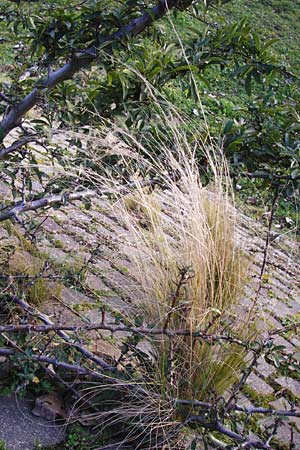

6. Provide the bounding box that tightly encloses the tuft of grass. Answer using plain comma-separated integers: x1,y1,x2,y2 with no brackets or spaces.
54,95,256,446
110,124,251,402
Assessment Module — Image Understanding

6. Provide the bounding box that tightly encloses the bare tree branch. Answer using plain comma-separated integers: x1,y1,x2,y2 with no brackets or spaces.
0,345,299,420
0,190,94,221
181,415,272,449
0,321,251,348
270,321,300,336
0,92,13,104
0,346,117,382
0,346,156,398
0,136,38,160
9,294,113,371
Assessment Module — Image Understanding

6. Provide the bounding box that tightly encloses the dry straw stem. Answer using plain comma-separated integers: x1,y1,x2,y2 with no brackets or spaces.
101,117,254,404
68,116,256,448
71,384,181,449
1,111,256,445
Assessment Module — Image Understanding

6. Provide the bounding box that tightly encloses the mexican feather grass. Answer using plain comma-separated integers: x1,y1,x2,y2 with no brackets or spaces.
72,116,254,449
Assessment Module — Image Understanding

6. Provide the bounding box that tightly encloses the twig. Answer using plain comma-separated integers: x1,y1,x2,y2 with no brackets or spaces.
0,179,157,222
246,186,280,320
265,417,280,446
0,190,94,221
0,274,63,281
0,321,252,348
174,398,300,418
188,415,271,449
1,344,299,448
0,92,13,104
224,343,265,413
0,136,38,160
163,267,191,331
258,186,280,282
10,295,113,371
270,321,300,336
233,404,300,418
0,346,154,398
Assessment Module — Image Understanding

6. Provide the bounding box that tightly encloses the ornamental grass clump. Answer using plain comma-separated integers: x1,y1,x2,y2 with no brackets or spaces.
115,136,249,403
69,115,254,448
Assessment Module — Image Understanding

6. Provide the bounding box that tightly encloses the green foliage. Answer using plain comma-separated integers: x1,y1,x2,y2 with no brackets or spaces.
0,441,7,450
61,425,96,450
35,424,98,450
1,0,299,214
0,344,53,397
222,91,300,177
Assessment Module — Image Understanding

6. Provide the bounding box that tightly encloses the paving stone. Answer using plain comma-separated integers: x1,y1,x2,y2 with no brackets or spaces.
41,299,84,326
1,167,300,448
0,227,9,239
41,217,63,233
95,255,114,268
73,250,92,264
236,393,254,409
103,295,132,314
85,273,111,292
107,268,138,295
246,372,274,395
60,286,92,305
256,356,276,379
86,308,115,326
272,335,297,354
39,244,69,264
52,210,68,222
274,424,300,447
270,397,300,431
65,224,98,245
89,336,121,361
274,376,300,399
9,250,43,275
264,314,283,330
136,339,156,362
94,212,128,235
289,335,300,348
109,256,135,275
52,233,82,252
71,210,93,225
266,296,298,318
94,222,120,241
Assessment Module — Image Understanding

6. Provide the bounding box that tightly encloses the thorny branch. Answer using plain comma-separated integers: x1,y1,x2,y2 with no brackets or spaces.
0,320,252,348
0,190,94,222
8,294,113,371
224,342,266,413
3,341,300,421
1,289,300,448
163,267,192,331
0,342,299,449
0,179,157,223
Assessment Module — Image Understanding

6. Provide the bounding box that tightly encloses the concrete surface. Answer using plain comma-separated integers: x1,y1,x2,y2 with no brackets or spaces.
0,395,65,450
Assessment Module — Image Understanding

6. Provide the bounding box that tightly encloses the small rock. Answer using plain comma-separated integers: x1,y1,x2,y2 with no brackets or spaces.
32,392,65,421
